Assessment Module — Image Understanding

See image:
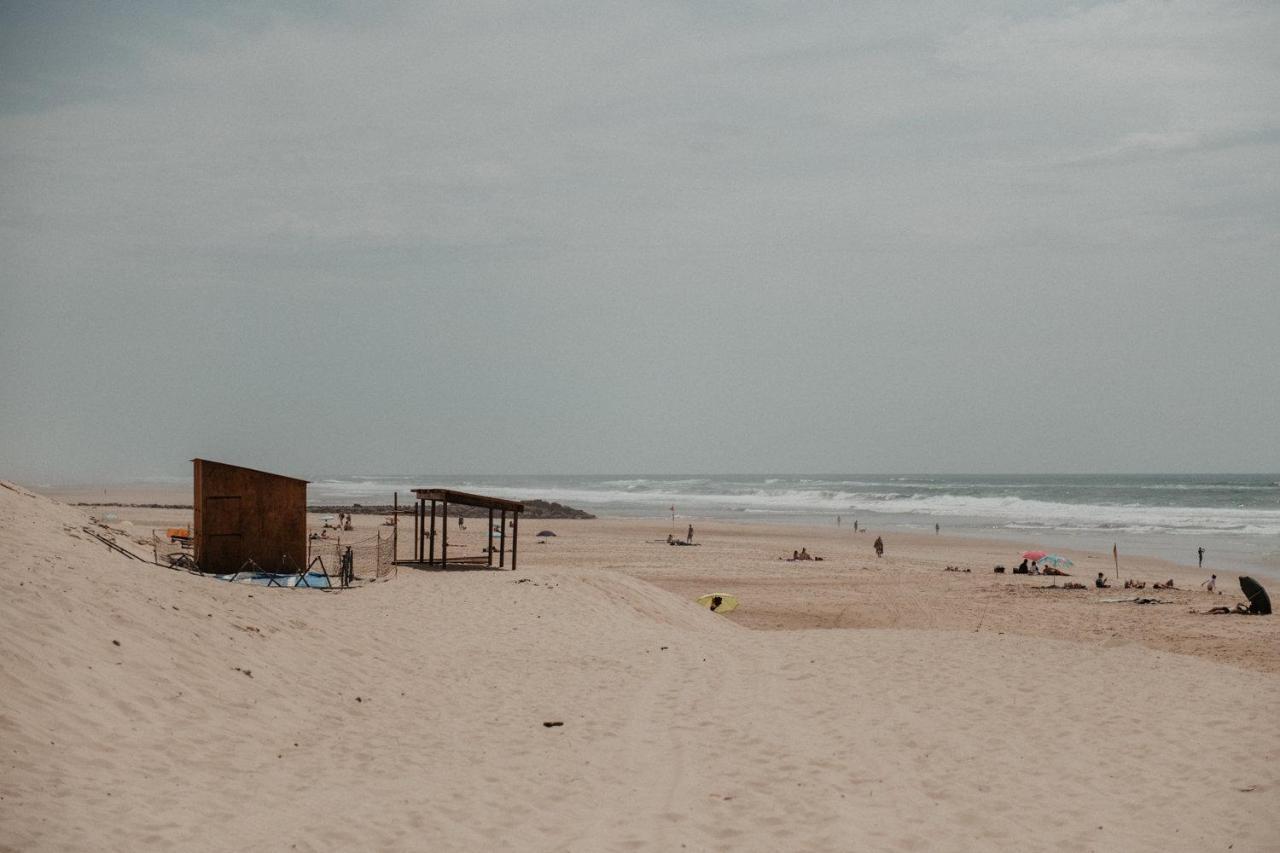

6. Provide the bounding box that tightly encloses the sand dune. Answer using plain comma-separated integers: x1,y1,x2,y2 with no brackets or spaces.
1,483,1277,851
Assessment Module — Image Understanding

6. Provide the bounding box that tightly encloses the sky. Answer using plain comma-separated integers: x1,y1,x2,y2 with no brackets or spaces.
2,1,1278,483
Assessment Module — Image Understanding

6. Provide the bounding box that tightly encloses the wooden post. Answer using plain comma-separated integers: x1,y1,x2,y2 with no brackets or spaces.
417,496,424,562
511,512,518,571
487,509,494,567
393,491,399,563
429,500,436,564
442,497,449,567
498,510,506,568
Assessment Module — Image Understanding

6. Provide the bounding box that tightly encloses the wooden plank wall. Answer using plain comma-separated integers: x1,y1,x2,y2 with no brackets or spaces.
193,460,306,573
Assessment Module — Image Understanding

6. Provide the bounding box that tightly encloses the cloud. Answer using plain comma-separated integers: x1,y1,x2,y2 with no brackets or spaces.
1,1,1278,478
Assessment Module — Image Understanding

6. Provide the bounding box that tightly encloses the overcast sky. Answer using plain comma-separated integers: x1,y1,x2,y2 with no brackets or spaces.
2,1,1277,483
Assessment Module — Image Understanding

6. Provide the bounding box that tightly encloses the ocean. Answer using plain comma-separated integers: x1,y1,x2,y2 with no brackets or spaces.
307,474,1280,578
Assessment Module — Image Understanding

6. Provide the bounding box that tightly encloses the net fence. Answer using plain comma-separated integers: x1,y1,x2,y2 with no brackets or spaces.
306,528,396,581
146,525,398,583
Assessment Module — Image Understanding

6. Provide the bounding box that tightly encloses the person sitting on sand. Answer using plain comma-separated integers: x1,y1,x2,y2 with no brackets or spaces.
791,550,799,561
799,548,810,560
1017,558,1029,573
1030,560,1040,575
1095,572,1110,589
667,534,674,545
1201,574,1217,593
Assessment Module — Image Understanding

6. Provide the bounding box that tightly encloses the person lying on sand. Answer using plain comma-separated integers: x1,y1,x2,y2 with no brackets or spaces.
1153,579,1176,590
1200,604,1253,615
1043,566,1068,576
1124,579,1147,590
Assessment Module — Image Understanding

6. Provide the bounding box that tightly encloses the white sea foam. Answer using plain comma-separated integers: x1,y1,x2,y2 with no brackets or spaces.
306,476,1280,537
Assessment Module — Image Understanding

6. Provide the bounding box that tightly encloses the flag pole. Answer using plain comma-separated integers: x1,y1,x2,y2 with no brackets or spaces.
1113,542,1119,579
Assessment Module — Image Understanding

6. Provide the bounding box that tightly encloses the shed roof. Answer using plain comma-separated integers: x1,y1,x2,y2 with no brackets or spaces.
192,458,310,484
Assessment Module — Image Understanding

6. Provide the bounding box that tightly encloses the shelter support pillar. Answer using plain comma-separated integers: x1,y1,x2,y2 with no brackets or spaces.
511,513,518,571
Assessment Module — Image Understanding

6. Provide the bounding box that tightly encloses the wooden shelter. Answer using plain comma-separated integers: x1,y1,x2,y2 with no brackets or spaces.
395,488,525,571
192,459,308,574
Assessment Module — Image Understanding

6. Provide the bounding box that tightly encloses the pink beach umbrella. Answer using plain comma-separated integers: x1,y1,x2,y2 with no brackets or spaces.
1021,550,1047,561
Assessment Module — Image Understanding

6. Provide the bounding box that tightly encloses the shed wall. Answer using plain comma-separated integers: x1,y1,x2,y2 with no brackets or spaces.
193,460,306,573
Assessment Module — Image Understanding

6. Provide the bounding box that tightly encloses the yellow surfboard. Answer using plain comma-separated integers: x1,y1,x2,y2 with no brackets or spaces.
696,593,739,613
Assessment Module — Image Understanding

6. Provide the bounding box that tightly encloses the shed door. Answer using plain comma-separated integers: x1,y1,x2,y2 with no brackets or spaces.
203,496,242,571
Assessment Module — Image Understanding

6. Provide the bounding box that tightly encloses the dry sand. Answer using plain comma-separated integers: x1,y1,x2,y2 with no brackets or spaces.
2,482,1277,851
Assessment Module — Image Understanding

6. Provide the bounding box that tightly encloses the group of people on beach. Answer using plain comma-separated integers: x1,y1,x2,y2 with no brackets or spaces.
1013,558,1066,576
784,548,823,562
323,512,354,532
667,525,696,546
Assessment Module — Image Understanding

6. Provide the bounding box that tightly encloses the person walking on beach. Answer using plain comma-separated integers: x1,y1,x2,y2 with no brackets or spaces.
935,523,940,535
874,536,884,558
687,524,694,543
1198,546,1205,568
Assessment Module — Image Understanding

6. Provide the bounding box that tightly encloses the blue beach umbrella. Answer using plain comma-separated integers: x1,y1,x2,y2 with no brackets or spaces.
1039,554,1074,569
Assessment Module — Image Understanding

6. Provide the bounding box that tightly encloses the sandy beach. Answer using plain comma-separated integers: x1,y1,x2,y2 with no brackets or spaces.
2,482,1277,851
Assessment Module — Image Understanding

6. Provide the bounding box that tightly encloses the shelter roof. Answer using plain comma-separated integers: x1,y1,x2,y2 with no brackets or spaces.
411,488,524,512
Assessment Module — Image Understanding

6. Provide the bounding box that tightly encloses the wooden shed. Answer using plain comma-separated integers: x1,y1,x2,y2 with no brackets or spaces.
192,459,308,574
